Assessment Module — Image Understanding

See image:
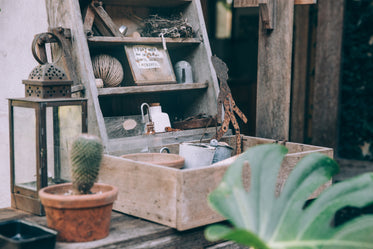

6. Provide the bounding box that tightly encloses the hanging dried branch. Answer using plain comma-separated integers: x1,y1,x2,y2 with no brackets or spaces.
141,14,194,38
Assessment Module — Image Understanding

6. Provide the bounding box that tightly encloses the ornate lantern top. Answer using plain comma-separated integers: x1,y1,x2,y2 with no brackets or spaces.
23,32,72,99
28,63,68,82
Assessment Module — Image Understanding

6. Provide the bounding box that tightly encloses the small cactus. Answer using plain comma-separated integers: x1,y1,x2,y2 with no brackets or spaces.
70,134,103,195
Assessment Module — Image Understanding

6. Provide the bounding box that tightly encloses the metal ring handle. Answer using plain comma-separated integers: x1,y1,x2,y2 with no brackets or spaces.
31,32,63,65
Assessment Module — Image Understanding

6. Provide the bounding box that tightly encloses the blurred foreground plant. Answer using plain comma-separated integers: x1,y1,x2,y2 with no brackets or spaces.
205,144,373,249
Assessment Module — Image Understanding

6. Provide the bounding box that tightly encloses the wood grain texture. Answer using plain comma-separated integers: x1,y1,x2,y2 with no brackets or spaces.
89,3,122,37
241,136,333,197
256,0,294,140
102,0,192,7
334,159,373,182
176,164,229,230
88,36,201,48
294,0,317,4
290,5,310,143
234,0,316,7
0,208,243,249
259,0,275,30
234,0,258,8
83,5,95,33
97,82,208,96
99,136,333,231
46,0,108,145
311,0,344,149
99,155,179,228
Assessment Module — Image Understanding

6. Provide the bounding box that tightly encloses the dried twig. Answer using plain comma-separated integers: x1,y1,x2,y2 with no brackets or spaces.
141,14,194,38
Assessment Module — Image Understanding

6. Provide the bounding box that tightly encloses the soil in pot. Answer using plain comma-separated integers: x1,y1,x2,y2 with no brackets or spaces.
39,183,118,242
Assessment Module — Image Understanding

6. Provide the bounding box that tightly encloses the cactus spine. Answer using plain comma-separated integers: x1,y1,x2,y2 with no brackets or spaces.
70,134,103,195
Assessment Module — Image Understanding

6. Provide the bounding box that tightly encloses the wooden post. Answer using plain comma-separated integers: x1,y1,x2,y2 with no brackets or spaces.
255,0,294,141
290,5,311,143
311,0,344,149
45,0,107,143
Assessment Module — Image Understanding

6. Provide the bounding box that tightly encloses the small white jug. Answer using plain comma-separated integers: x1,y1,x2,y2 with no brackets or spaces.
144,103,171,133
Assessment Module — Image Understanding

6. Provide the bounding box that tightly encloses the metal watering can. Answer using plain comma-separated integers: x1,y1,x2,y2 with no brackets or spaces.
179,139,233,169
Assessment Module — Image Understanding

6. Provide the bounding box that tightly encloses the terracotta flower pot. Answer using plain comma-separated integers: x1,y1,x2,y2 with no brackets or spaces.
39,183,118,242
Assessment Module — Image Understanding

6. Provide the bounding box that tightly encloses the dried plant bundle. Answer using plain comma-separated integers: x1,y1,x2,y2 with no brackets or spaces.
141,14,194,38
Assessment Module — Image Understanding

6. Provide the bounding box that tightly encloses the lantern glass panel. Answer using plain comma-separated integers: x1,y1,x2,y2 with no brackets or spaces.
46,105,82,185
13,106,37,190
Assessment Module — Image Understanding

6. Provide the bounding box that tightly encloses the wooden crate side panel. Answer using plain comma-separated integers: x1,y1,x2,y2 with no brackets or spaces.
98,155,178,228
177,139,333,230
242,136,333,154
176,164,229,231
242,136,276,150
278,148,334,198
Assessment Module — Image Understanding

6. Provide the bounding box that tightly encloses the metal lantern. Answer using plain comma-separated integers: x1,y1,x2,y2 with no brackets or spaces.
8,32,87,215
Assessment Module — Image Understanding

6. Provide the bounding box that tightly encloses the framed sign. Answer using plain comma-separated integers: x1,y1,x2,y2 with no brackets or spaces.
124,45,176,85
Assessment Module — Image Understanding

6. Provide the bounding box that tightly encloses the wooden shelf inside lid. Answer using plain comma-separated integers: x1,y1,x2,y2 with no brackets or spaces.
87,36,201,48
97,82,209,96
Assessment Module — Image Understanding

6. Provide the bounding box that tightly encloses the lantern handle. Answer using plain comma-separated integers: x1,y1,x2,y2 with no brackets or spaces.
31,32,63,65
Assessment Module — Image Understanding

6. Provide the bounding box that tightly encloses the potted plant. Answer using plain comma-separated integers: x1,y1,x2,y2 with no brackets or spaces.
39,134,118,242
205,144,373,249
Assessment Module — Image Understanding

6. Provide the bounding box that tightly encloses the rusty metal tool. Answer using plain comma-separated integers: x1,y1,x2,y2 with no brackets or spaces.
211,55,248,154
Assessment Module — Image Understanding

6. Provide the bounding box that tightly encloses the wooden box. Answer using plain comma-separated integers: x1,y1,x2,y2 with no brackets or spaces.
98,136,333,231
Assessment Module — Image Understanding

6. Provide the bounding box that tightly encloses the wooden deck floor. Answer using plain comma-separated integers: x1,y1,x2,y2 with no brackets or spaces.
0,208,244,249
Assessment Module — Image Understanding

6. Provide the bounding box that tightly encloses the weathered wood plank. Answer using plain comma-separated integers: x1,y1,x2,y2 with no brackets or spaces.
45,0,109,146
97,82,208,96
176,164,228,231
206,241,247,249
256,0,294,141
87,36,201,48
0,208,237,249
102,0,192,7
295,0,317,4
234,0,316,7
234,0,258,8
99,135,332,231
0,208,30,221
259,0,275,30
290,5,310,143
83,5,95,34
311,0,344,149
334,159,373,182
99,155,179,228
89,2,123,37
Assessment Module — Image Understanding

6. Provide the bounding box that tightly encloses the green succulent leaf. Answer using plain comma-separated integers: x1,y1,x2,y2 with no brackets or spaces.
205,224,269,249
205,144,373,249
